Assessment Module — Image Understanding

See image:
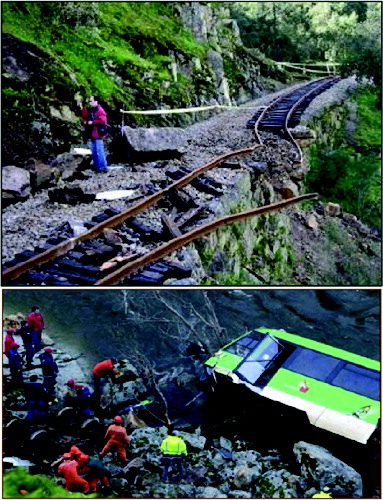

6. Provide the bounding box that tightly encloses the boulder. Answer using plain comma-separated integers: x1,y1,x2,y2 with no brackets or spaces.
293,441,363,497
121,126,187,161
233,466,254,488
307,214,319,231
245,161,268,176
229,491,252,499
105,377,147,406
233,450,262,467
50,152,89,175
2,165,31,201
26,158,55,191
278,180,299,199
220,436,233,451
323,202,341,217
290,126,316,140
180,430,207,451
198,486,228,498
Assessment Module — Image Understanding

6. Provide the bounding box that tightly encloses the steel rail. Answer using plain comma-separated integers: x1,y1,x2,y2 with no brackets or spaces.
284,77,338,166
2,146,260,283
95,192,319,285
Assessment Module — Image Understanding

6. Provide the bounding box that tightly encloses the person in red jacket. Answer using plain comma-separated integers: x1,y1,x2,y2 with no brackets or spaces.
88,95,108,173
4,328,16,358
92,358,120,402
58,453,89,493
27,306,45,353
99,416,131,463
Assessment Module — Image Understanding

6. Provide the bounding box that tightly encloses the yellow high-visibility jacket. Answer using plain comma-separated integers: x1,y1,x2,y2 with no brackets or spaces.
312,492,332,498
161,435,187,456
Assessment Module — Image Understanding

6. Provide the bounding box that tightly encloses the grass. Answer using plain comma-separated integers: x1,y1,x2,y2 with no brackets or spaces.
305,87,381,228
355,89,381,147
2,2,208,104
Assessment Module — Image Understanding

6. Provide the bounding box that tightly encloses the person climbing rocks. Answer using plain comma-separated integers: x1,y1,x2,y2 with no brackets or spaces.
99,416,131,464
64,380,94,418
58,453,90,494
312,486,332,498
4,328,16,358
39,347,58,398
160,430,188,481
87,95,108,173
16,320,34,368
8,343,23,385
24,374,49,422
27,306,45,353
77,454,111,493
92,358,121,403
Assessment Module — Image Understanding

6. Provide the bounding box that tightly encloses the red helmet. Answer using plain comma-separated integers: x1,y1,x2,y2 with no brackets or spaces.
63,453,72,459
114,416,122,424
67,379,75,386
44,347,55,353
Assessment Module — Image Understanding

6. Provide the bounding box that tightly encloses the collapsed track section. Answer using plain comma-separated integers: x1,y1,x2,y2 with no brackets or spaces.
3,78,338,286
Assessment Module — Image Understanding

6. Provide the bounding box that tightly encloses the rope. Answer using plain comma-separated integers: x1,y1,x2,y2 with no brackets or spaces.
120,104,260,115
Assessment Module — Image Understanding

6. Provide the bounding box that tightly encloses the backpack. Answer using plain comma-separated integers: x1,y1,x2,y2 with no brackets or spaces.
97,124,108,137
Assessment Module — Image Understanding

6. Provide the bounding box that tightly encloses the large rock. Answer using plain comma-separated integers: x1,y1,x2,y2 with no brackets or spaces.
121,126,187,160
198,486,228,498
293,441,363,497
179,430,207,451
2,165,31,201
278,180,299,199
290,125,316,140
26,158,56,191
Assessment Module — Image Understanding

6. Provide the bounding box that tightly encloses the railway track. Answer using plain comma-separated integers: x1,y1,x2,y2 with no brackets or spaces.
247,76,340,162
2,78,337,286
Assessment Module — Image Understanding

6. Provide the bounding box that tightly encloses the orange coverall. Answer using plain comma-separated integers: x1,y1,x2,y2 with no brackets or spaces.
99,423,131,462
58,459,89,493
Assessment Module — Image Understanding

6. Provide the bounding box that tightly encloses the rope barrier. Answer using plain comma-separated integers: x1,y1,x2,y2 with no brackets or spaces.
120,104,259,115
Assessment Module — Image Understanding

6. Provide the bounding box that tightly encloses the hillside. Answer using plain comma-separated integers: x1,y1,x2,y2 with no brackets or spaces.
2,2,285,164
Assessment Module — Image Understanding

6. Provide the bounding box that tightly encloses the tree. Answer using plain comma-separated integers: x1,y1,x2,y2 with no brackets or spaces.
340,3,381,93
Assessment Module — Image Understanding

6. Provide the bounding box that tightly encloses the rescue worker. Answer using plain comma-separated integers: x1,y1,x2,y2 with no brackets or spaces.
27,306,45,353
8,343,23,385
69,446,88,466
24,374,49,422
313,486,332,498
16,320,34,368
160,430,188,481
78,454,111,493
58,453,89,493
64,379,94,417
92,358,121,403
39,347,58,398
99,416,131,464
4,328,16,358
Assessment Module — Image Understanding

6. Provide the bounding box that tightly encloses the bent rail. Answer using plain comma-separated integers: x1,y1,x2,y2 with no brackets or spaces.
2,146,261,283
96,193,319,285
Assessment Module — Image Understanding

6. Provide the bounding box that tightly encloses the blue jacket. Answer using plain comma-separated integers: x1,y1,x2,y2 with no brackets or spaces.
8,348,22,369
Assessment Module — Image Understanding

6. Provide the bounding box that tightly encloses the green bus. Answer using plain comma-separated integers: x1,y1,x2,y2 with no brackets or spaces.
204,327,380,444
